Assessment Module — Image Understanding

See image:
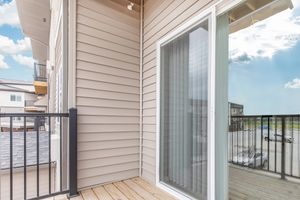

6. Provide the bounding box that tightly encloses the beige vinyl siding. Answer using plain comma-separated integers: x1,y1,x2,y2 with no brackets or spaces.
76,0,140,189
141,0,221,183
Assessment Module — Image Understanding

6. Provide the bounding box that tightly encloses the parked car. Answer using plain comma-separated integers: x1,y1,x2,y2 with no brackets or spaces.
232,150,267,167
264,133,294,143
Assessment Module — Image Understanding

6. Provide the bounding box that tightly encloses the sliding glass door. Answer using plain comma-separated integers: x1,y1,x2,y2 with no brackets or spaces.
159,19,210,200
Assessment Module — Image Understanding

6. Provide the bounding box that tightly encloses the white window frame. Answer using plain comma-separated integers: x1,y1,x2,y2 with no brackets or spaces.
156,6,216,200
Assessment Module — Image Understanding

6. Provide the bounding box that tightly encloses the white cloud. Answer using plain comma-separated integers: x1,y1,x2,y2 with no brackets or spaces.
285,78,300,89
0,0,19,27
0,35,31,55
0,54,9,69
230,4,300,63
12,54,34,68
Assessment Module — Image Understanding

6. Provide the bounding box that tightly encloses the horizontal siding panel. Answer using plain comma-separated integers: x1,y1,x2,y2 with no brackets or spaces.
78,147,140,161
143,59,156,72
77,97,139,109
78,169,139,189
77,78,139,94
142,116,156,124
78,139,139,151
78,132,139,142
143,100,156,109
77,88,139,102
77,51,139,72
143,84,156,94
144,0,184,34
77,60,139,80
78,124,139,133
143,67,156,79
78,162,138,179
77,5,139,35
143,75,156,87
78,154,140,170
77,23,139,50
78,0,139,26
77,33,139,57
77,42,139,64
143,146,155,158
143,139,156,150
141,169,155,184
143,92,156,102
142,108,156,116
78,115,139,124
144,0,170,24
142,131,156,141
77,14,139,42
77,106,139,116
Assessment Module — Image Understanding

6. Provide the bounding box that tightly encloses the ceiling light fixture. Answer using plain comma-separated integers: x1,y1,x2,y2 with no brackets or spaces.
127,1,134,11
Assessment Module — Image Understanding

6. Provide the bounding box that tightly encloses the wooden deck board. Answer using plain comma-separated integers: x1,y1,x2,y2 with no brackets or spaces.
113,181,144,200
75,177,176,200
64,172,300,200
229,166,300,200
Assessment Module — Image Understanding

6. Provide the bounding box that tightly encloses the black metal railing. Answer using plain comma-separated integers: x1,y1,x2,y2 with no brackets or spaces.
34,63,47,82
228,115,300,179
0,108,78,200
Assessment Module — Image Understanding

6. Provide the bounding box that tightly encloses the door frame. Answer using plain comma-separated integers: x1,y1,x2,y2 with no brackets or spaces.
155,5,217,200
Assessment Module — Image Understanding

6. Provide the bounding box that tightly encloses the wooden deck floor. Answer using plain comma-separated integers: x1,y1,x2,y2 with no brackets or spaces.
48,167,300,200
49,177,176,200
229,166,300,200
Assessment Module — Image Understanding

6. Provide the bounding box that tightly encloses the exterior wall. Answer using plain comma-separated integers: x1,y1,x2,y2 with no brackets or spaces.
0,91,24,108
75,0,140,188
141,0,220,183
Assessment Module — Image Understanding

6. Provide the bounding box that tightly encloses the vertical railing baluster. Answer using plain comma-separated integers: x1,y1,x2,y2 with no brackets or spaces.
261,117,263,169
48,117,51,195
24,116,27,200
267,117,270,171
242,117,244,166
69,108,78,197
231,120,233,162
291,117,294,176
10,116,13,200
281,117,286,179
275,117,277,173
60,116,62,192
254,118,257,168
237,117,239,165
36,117,40,198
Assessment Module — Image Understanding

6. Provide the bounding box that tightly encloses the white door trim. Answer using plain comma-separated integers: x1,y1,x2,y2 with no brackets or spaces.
155,5,217,200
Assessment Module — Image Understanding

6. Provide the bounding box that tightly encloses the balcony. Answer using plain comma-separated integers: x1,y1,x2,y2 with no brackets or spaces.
33,63,47,95
228,115,300,200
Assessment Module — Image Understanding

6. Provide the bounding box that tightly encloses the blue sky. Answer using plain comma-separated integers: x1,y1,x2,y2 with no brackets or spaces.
0,0,34,81
229,0,300,115
0,0,300,115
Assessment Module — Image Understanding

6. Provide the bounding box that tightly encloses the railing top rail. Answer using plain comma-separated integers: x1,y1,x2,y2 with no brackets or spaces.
231,114,300,118
0,113,69,117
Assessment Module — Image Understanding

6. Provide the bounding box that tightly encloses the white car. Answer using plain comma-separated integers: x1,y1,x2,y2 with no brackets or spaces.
264,133,294,143
232,150,267,167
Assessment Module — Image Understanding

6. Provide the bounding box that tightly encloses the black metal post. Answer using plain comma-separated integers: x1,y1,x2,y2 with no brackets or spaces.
281,117,286,180
68,108,78,197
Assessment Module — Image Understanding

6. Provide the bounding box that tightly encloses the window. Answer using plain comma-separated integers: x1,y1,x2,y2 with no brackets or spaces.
10,94,22,102
10,94,16,101
159,19,210,199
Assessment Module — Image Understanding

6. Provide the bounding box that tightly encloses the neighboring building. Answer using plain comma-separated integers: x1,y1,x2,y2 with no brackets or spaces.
229,102,244,116
228,102,244,131
13,0,294,199
0,79,44,131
